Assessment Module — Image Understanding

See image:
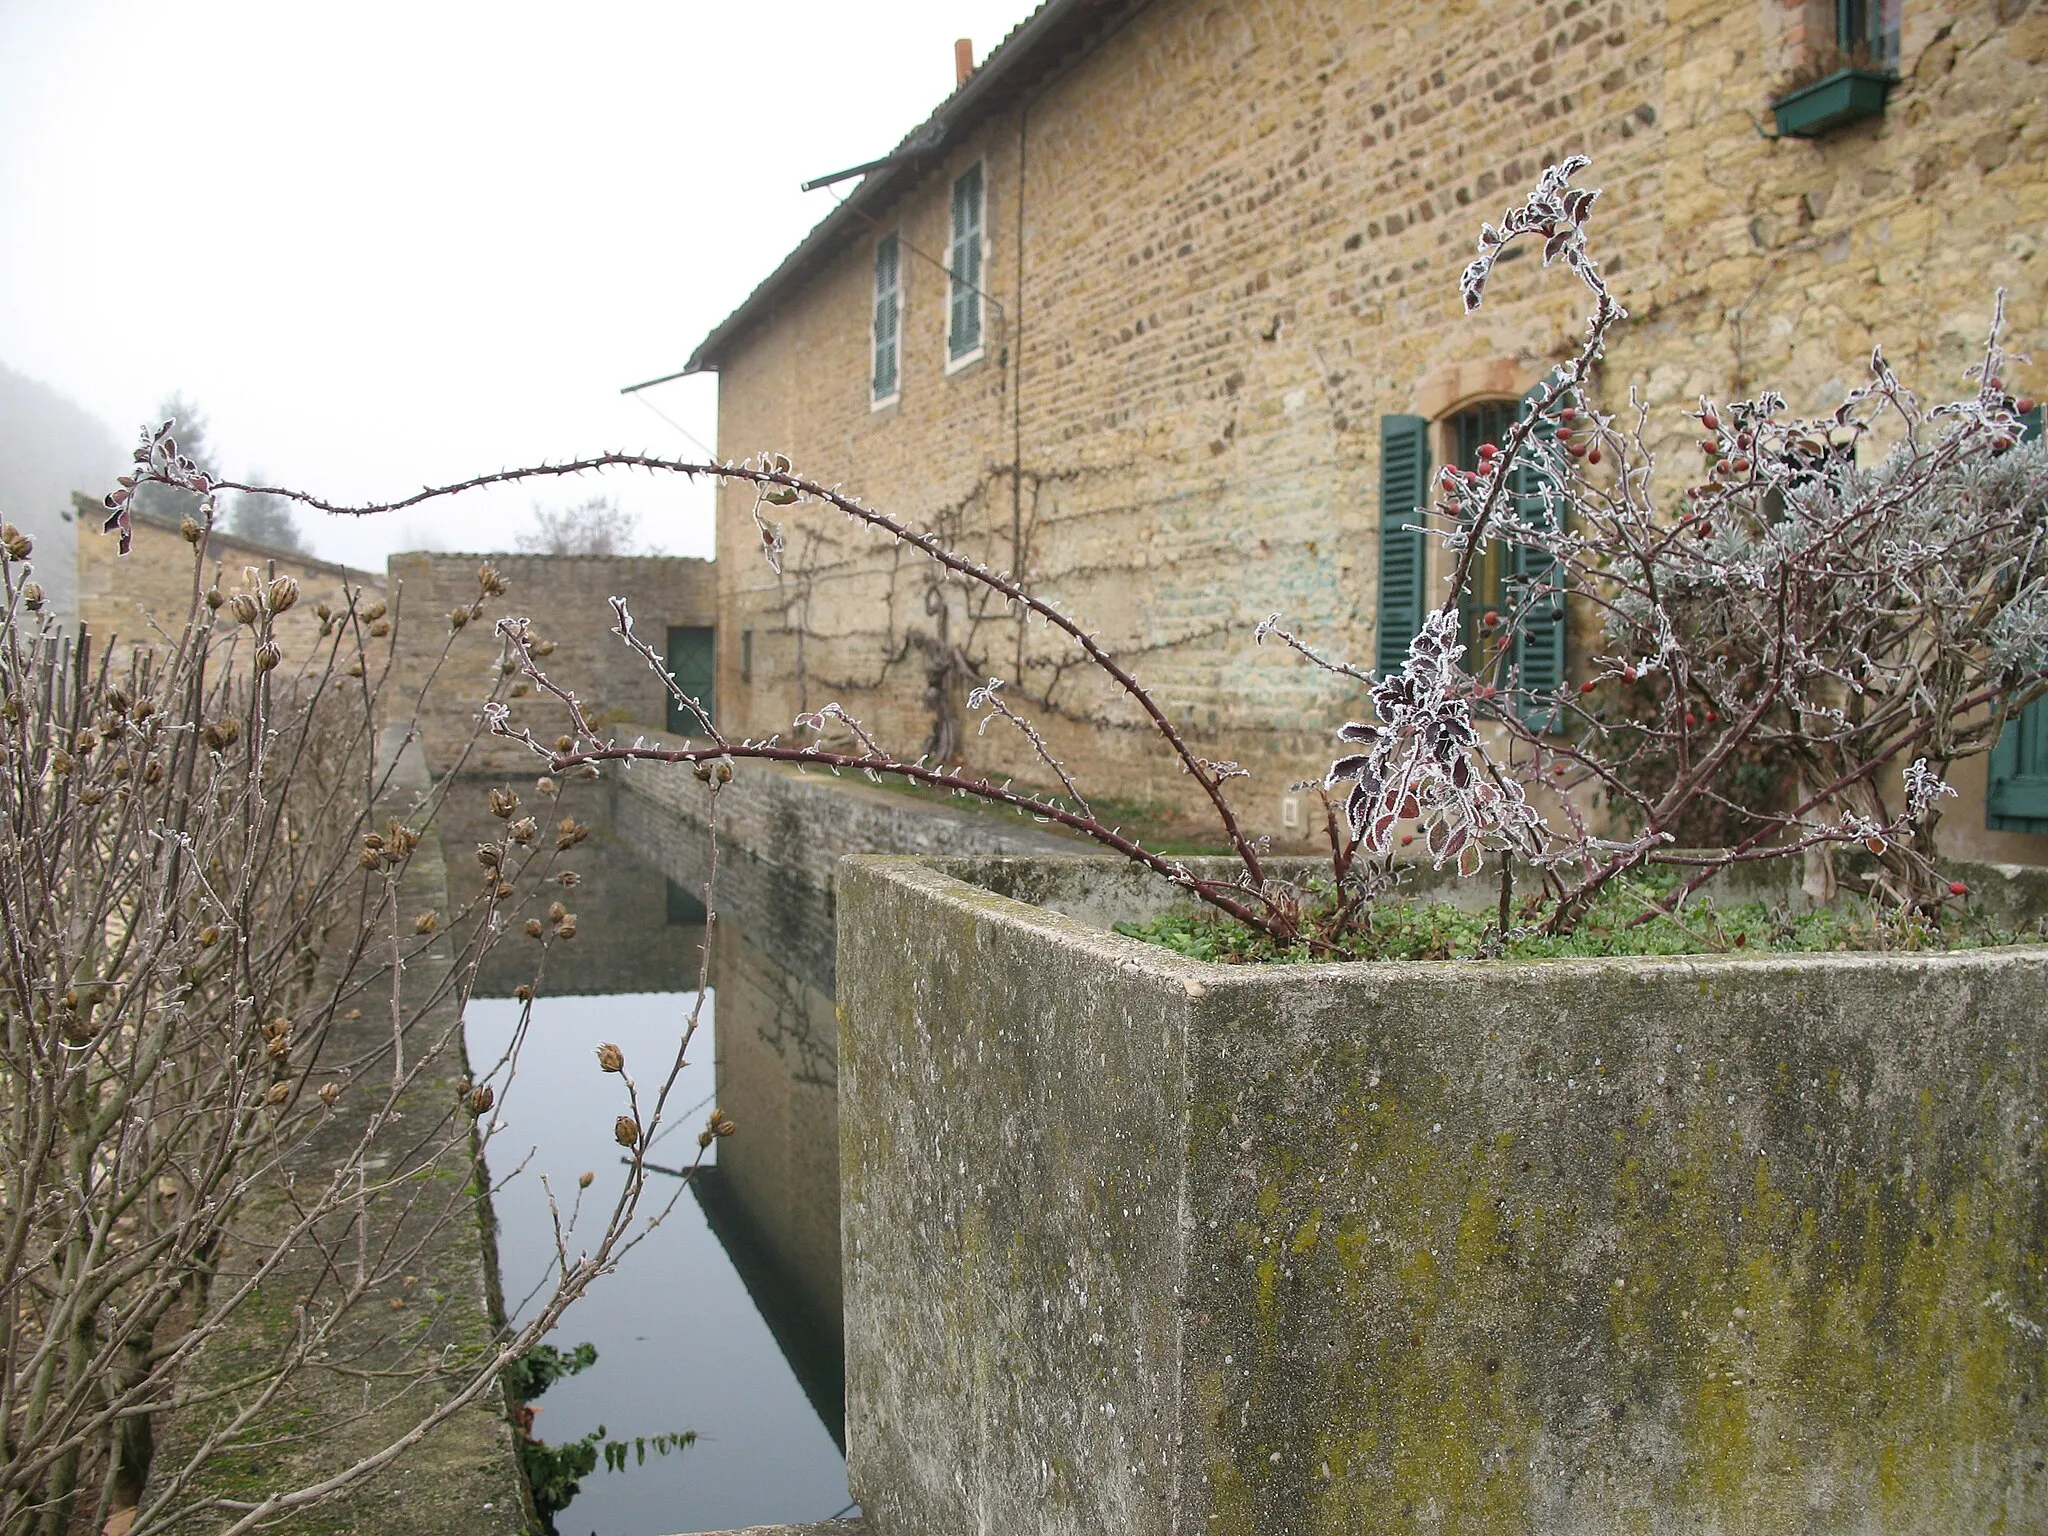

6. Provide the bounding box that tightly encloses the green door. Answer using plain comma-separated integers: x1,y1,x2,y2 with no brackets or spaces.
666,626,714,736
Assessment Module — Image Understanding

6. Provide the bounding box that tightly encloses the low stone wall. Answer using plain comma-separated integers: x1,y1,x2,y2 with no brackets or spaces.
838,854,2048,1536
612,736,1077,895
77,508,383,663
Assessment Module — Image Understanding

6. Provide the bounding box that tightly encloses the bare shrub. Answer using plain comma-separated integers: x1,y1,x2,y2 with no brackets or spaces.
4,461,726,1533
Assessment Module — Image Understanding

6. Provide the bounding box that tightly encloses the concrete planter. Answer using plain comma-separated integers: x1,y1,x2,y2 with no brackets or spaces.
838,855,2048,1535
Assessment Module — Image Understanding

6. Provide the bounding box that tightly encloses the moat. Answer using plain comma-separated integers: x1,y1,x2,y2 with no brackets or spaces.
444,778,851,1535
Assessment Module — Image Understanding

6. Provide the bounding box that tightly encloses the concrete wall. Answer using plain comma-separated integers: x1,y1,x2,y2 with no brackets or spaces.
383,552,714,778
708,0,2048,863
838,853,2048,1535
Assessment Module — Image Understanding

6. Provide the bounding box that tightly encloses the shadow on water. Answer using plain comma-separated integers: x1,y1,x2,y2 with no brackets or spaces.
442,775,848,1535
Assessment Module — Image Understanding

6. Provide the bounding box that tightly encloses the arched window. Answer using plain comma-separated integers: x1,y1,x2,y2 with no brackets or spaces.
1377,390,1567,719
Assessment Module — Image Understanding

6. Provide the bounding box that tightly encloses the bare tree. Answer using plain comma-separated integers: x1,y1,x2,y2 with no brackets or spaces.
513,496,649,557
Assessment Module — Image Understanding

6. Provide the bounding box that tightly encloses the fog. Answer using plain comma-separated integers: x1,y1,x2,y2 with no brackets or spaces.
0,0,1042,570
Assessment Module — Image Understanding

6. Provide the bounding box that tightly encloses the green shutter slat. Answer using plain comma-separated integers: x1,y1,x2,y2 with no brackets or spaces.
873,236,900,399
1988,697,2048,834
1511,380,1567,726
1986,402,2047,833
1377,414,1430,677
949,165,983,359
666,626,715,736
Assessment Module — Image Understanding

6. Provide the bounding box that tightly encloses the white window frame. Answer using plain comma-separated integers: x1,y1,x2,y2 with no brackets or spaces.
871,232,902,410
944,160,988,375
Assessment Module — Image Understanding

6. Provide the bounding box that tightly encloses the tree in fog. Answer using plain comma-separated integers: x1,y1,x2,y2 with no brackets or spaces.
514,493,651,555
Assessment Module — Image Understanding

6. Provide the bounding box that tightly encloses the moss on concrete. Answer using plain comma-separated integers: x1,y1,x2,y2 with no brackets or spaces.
842,854,2048,1536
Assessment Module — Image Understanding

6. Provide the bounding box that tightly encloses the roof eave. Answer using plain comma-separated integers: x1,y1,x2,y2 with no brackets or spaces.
681,0,1120,377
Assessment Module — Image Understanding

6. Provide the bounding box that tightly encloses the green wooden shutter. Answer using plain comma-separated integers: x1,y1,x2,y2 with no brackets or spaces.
666,625,715,735
949,165,983,360
1510,380,1567,726
1988,401,2048,832
1377,414,1430,676
872,236,900,400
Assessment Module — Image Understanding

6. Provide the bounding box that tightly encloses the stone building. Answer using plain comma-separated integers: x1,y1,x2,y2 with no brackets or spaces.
684,0,2047,861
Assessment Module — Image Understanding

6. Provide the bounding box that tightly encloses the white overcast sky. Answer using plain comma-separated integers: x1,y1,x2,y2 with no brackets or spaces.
0,0,1043,569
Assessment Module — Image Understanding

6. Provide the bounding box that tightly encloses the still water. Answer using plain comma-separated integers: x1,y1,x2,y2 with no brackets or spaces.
446,778,850,1535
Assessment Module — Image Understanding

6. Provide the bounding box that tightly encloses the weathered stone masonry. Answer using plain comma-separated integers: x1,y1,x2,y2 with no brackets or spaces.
696,0,2047,863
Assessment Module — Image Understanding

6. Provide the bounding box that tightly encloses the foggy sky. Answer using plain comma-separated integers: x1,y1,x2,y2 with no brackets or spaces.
0,1,1042,571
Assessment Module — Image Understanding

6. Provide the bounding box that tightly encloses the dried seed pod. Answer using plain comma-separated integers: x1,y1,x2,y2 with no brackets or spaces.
369,619,391,638
266,575,300,613
510,816,538,844
595,1042,624,1073
361,599,388,622
476,843,502,870
345,658,366,678
513,983,533,1002
556,870,580,887
21,581,43,611
314,601,332,621
198,925,220,947
319,1082,341,1107
1,524,33,560
531,639,555,658
254,640,283,672
264,1082,291,1106
49,750,74,775
413,911,439,935
495,881,514,899
614,1115,641,1148
73,729,98,755
466,1084,495,1116
555,735,575,753
205,584,226,610
577,1170,595,1189
78,785,105,806
477,562,507,596
179,516,203,543
449,607,469,631
523,917,545,938
265,1033,291,1061
536,776,558,796
548,902,567,923
487,786,519,818
555,918,577,940
226,592,261,626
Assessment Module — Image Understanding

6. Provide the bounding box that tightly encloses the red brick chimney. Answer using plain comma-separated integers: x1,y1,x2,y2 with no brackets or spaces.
954,38,974,87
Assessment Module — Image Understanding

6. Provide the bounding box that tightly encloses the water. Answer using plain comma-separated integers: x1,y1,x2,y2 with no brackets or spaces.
446,779,850,1535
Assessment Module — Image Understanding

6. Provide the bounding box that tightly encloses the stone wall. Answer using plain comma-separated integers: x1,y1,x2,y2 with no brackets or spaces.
76,509,383,664
383,552,714,778
707,0,2047,864
838,852,2048,1535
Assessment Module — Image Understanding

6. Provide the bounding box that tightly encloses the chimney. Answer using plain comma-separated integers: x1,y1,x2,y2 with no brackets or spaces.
954,38,975,87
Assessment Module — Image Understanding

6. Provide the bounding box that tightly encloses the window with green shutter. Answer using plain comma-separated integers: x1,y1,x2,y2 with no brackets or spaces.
948,163,984,363
1376,414,1430,677
872,235,901,403
666,625,715,736
1509,381,1568,724
1987,401,2047,833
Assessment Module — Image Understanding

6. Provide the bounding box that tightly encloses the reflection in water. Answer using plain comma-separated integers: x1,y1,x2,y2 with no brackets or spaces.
445,777,848,1534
